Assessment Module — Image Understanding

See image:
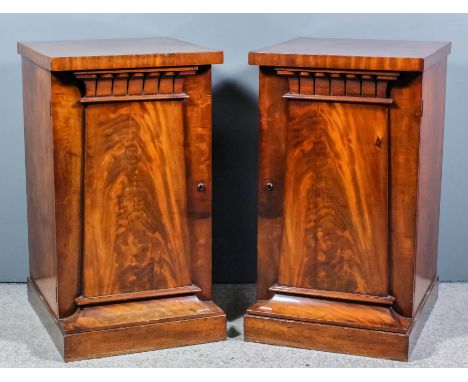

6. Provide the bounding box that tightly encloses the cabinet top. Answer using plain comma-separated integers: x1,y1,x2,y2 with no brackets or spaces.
249,37,451,71
17,37,224,71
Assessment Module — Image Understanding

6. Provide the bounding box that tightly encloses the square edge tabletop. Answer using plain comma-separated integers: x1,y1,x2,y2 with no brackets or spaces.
248,37,452,71
17,37,224,71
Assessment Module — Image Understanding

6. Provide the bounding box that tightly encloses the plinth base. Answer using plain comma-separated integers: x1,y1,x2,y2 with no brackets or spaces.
244,280,438,361
28,279,226,362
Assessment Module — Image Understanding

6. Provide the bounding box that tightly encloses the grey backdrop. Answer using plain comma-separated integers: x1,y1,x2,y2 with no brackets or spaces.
0,14,467,283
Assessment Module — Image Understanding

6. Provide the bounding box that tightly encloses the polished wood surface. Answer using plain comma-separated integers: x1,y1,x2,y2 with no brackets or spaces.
22,59,58,317
388,72,423,316
75,67,197,103
28,278,225,362
17,37,223,71
249,37,451,71
245,279,439,362
269,284,395,306
256,68,289,301
245,315,409,361
247,293,410,333
414,59,448,314
20,38,225,361
278,101,389,296
183,68,214,300
83,100,192,297
277,67,398,104
75,285,201,306
51,72,84,317
246,38,450,361
63,294,224,333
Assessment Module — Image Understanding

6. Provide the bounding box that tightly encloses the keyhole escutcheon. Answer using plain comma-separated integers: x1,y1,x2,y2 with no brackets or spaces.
197,182,206,192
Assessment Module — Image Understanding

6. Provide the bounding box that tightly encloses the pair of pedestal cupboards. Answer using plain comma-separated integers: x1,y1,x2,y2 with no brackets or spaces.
18,37,451,362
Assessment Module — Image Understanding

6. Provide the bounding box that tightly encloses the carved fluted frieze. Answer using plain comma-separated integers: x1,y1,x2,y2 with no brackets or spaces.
75,67,198,103
276,68,399,104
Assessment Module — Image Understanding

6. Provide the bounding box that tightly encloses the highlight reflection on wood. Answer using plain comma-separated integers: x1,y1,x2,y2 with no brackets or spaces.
19,37,225,362
247,293,410,333
245,37,451,361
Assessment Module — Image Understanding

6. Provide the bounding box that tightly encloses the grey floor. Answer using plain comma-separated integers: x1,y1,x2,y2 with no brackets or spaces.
0,282,467,367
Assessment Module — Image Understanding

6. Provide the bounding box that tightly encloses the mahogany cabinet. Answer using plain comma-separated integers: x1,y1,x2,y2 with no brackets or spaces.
18,37,226,361
244,38,451,361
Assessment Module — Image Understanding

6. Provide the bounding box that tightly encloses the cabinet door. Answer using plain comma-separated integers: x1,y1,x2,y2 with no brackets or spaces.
277,101,389,296
82,101,191,298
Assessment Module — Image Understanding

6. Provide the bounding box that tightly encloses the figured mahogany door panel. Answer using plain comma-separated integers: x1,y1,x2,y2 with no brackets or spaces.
83,101,191,298
278,102,389,296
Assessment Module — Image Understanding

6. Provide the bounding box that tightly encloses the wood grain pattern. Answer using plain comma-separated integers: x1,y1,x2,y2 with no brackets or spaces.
249,37,451,71
408,278,439,356
283,94,393,105
246,37,449,360
51,72,84,318
183,67,213,300
256,68,289,300
28,278,226,362
76,68,197,103
83,101,191,297
17,37,223,71
247,294,410,333
22,58,58,316
388,72,423,317
269,284,395,306
277,68,398,104
244,315,410,361
414,59,448,313
27,278,65,356
278,102,389,296
63,294,224,333
75,285,201,306
20,38,225,361
81,94,189,103
63,315,225,362
245,278,439,361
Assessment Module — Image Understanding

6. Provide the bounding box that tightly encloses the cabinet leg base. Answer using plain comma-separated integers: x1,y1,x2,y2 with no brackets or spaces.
244,280,438,361
28,279,226,362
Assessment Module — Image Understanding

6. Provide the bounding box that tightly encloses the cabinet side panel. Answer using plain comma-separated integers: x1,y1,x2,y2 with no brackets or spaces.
83,101,191,297
183,68,213,299
22,59,58,316
51,73,84,318
413,59,447,313
257,69,289,299
389,73,422,317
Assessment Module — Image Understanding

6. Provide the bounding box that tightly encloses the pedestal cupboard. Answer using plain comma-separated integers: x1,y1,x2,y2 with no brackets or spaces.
18,37,226,361
244,38,451,361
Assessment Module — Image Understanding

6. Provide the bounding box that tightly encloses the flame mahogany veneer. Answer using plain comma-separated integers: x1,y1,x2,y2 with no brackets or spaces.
244,37,451,361
18,37,225,361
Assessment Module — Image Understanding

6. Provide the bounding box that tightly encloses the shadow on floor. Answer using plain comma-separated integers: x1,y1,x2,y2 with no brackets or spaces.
212,283,256,322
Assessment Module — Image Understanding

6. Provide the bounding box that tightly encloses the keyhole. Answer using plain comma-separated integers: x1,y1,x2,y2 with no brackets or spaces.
265,181,274,192
375,136,382,149
196,182,206,192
